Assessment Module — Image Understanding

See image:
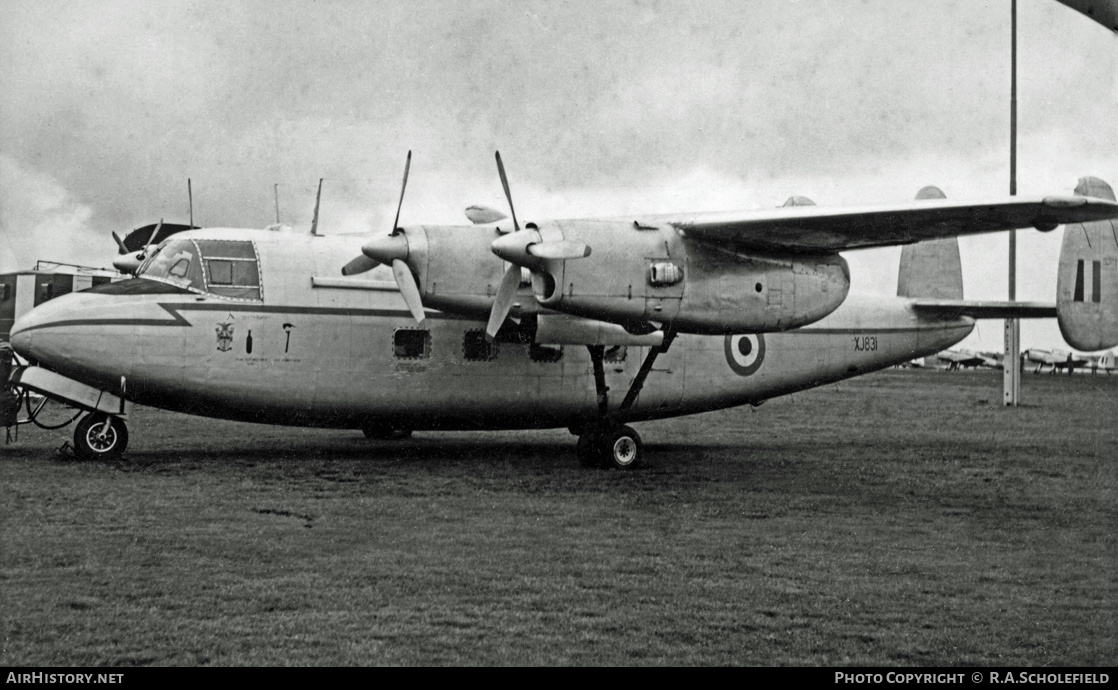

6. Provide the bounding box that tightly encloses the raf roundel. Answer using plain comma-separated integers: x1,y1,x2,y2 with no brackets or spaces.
724,334,766,376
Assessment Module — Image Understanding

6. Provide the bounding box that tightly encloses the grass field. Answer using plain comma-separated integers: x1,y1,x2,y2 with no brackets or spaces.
1,369,1115,666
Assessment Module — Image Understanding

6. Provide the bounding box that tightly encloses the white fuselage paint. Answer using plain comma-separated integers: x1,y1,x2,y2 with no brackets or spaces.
10,229,972,431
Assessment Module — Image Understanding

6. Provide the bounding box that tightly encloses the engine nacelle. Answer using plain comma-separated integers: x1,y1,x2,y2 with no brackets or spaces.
525,219,850,334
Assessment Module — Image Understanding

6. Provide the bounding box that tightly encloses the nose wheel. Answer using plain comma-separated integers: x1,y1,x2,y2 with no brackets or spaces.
74,413,129,459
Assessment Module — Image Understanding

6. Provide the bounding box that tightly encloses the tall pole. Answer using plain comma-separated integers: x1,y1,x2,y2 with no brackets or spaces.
1004,0,1021,406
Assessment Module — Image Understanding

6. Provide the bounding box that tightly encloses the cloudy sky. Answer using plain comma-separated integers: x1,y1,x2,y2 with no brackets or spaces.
1,0,1115,351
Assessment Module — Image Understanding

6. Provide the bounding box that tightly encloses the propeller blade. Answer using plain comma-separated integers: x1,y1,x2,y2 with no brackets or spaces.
391,150,411,236
146,219,163,250
341,255,379,276
527,240,591,260
495,151,520,233
486,263,522,339
310,179,323,236
392,258,425,324
111,231,128,254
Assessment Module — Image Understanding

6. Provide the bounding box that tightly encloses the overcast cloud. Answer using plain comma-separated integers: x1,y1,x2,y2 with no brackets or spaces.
1,0,1115,351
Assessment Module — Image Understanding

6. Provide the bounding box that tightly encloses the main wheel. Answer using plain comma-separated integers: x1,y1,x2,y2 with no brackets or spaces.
73,413,128,460
362,426,412,441
600,425,642,470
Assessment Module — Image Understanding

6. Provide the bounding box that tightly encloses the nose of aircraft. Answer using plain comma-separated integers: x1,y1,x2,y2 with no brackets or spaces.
7,291,134,390
8,297,56,360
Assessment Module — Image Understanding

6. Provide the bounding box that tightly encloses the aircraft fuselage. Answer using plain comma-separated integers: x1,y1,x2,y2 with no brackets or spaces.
10,229,972,432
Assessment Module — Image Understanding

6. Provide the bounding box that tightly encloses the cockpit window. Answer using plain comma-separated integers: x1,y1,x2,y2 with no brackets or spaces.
139,239,262,301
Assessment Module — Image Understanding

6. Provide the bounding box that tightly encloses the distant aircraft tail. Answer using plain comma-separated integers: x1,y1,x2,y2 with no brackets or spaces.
897,186,963,300
1057,177,1118,351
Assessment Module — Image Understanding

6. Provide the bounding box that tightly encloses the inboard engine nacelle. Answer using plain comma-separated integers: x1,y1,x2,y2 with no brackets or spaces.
492,219,851,335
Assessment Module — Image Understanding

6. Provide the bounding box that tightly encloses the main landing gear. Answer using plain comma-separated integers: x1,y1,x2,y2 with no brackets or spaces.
577,424,643,469
73,412,129,459
578,332,676,470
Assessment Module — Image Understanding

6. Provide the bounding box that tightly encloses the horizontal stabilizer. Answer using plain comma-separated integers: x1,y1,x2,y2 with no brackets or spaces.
912,299,1056,320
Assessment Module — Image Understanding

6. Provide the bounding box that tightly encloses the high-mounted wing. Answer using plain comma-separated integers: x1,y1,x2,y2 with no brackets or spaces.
656,195,1118,253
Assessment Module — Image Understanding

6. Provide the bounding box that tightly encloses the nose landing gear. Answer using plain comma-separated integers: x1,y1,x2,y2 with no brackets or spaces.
73,413,129,459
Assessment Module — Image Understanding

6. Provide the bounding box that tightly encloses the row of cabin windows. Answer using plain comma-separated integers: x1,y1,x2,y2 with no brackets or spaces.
393,328,629,364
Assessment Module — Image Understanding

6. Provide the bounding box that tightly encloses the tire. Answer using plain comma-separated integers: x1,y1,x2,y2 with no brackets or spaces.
576,433,603,468
73,413,128,460
600,425,642,470
362,426,412,441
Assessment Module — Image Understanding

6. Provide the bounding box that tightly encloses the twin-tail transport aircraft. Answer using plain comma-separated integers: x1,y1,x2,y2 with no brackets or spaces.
5,157,1118,467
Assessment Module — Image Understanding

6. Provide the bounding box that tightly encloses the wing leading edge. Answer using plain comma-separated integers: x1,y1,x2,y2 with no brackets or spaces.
661,195,1118,253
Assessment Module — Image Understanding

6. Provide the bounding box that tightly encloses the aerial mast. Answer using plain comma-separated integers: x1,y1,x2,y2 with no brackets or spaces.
1004,0,1021,407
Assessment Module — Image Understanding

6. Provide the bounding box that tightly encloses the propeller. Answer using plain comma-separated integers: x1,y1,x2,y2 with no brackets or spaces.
484,153,591,338
485,259,524,339
485,152,525,337
339,152,425,324
112,219,163,274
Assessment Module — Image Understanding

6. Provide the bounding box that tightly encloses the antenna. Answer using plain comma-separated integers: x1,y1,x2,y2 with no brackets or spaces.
188,178,194,227
274,184,281,224
310,178,323,236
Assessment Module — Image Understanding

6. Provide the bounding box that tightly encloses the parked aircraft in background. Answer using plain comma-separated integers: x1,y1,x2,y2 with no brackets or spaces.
5,161,1118,467
929,349,1002,371
1084,351,1117,374
1023,348,1091,374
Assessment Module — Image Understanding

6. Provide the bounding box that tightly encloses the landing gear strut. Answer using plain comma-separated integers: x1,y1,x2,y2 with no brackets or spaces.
73,412,129,459
577,332,676,470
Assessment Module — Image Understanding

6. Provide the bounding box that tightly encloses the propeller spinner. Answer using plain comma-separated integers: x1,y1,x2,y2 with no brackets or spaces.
112,219,163,274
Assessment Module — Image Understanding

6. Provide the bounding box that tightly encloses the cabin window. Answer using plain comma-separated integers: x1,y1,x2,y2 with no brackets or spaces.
2,282,11,302
198,240,261,300
529,343,563,363
138,239,261,301
462,329,496,361
394,329,430,359
139,240,206,293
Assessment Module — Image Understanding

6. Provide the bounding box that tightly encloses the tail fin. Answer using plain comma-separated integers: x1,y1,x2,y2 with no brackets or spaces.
1057,177,1118,351
898,186,964,299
